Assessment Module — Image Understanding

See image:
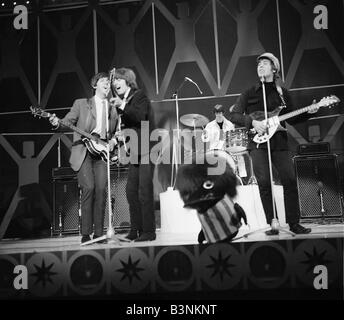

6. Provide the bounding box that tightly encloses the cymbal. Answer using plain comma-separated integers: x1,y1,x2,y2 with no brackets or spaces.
180,114,209,127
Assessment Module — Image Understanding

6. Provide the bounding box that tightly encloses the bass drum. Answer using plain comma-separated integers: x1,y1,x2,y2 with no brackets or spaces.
205,149,243,185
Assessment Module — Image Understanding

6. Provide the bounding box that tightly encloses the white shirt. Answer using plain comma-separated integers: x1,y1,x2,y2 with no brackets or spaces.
201,117,235,150
92,95,108,137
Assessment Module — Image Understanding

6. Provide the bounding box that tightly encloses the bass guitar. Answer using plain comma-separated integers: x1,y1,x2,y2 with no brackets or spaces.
30,106,120,165
250,95,340,145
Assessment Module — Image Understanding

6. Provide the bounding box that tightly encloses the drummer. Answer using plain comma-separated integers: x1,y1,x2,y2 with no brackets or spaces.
201,104,235,150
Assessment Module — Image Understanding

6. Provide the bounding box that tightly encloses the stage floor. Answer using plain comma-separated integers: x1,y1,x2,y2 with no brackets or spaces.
0,223,343,255
1,222,342,300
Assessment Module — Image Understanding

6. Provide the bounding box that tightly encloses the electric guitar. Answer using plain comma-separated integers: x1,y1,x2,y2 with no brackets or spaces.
250,95,341,145
30,106,121,165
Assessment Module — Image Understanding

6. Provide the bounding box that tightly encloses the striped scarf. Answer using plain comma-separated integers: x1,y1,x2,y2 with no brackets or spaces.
197,195,242,243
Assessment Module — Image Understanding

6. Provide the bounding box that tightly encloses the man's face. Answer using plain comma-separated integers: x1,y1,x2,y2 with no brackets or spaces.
113,78,130,96
257,58,274,78
95,77,110,97
215,112,224,122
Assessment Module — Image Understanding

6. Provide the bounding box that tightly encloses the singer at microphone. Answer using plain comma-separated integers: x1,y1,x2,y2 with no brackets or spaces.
227,52,315,235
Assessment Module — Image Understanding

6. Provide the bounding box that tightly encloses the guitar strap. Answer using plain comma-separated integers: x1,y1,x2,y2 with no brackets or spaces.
276,84,287,108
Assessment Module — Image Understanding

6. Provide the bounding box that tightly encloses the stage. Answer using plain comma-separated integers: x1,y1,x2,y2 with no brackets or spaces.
0,222,343,300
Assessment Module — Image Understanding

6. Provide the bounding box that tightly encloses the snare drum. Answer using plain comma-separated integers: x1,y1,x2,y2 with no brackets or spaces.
225,128,249,153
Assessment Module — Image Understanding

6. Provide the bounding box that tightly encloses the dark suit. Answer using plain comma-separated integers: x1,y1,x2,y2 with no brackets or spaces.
120,89,156,234
62,97,117,236
229,82,310,225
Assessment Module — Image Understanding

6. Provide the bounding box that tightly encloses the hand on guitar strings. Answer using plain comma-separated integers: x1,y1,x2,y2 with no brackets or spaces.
252,119,267,135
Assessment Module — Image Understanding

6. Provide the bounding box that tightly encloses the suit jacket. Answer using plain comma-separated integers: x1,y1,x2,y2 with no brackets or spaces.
120,89,155,164
62,97,118,171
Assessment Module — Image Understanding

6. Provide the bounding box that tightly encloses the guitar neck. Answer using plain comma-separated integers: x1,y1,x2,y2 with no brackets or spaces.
278,104,315,122
58,119,95,140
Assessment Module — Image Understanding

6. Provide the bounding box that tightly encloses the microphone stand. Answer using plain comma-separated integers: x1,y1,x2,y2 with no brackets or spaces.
81,97,130,246
243,76,295,238
171,78,203,187
318,182,326,224
171,79,187,187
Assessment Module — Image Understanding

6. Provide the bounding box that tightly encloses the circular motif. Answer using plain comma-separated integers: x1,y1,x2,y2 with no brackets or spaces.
26,252,63,297
67,251,105,296
110,248,150,293
154,247,195,291
0,256,19,298
247,242,288,288
199,243,243,290
292,239,339,286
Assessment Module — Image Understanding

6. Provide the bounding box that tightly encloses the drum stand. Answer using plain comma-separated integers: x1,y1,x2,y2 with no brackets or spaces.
247,154,258,185
242,77,295,239
81,103,130,246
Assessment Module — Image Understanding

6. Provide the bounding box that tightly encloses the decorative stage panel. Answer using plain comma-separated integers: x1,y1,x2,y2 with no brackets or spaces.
0,235,342,299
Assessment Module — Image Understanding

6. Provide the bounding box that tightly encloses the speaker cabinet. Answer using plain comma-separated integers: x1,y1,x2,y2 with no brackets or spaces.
293,154,344,223
52,176,79,235
52,166,130,235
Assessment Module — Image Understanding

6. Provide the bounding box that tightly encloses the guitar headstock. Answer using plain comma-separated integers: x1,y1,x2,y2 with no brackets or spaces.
317,95,341,109
30,106,51,118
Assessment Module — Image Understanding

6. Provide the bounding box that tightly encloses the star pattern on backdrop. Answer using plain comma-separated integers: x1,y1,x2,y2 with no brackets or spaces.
300,247,332,274
31,259,58,288
116,255,144,284
206,251,235,281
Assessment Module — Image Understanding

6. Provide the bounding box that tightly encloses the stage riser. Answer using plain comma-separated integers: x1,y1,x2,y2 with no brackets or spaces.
0,238,342,299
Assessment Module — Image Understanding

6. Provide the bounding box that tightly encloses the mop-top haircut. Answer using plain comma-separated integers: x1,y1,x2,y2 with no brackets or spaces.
90,72,109,89
112,67,138,90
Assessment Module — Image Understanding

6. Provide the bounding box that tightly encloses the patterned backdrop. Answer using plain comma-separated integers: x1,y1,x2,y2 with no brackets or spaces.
0,0,343,236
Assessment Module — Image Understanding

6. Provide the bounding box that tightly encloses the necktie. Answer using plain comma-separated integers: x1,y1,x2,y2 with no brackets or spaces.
101,100,107,139
219,129,224,141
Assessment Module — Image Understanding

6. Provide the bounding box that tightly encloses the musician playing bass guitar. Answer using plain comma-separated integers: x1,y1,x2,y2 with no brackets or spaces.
49,72,118,243
229,52,319,235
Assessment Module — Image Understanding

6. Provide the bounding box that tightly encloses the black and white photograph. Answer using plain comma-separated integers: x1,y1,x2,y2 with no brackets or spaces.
0,0,343,307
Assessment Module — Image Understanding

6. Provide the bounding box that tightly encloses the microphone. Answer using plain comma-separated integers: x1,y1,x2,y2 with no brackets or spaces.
184,77,203,95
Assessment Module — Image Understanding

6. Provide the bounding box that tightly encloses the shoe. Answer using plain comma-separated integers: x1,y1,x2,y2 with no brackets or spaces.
265,229,279,236
134,232,156,242
81,235,91,243
125,229,139,241
93,234,107,244
289,223,311,234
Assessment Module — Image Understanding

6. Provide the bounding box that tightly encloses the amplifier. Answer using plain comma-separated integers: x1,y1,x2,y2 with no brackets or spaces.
294,154,343,223
52,167,76,179
297,142,330,155
52,166,130,235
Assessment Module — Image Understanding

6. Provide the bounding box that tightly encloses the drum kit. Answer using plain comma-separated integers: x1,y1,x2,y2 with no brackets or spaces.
179,113,257,185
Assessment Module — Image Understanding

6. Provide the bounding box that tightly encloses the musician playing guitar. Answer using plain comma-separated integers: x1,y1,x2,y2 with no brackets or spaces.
229,52,320,235
49,72,118,243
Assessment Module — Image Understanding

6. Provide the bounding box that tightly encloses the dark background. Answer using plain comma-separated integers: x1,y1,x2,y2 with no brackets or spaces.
0,0,343,238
